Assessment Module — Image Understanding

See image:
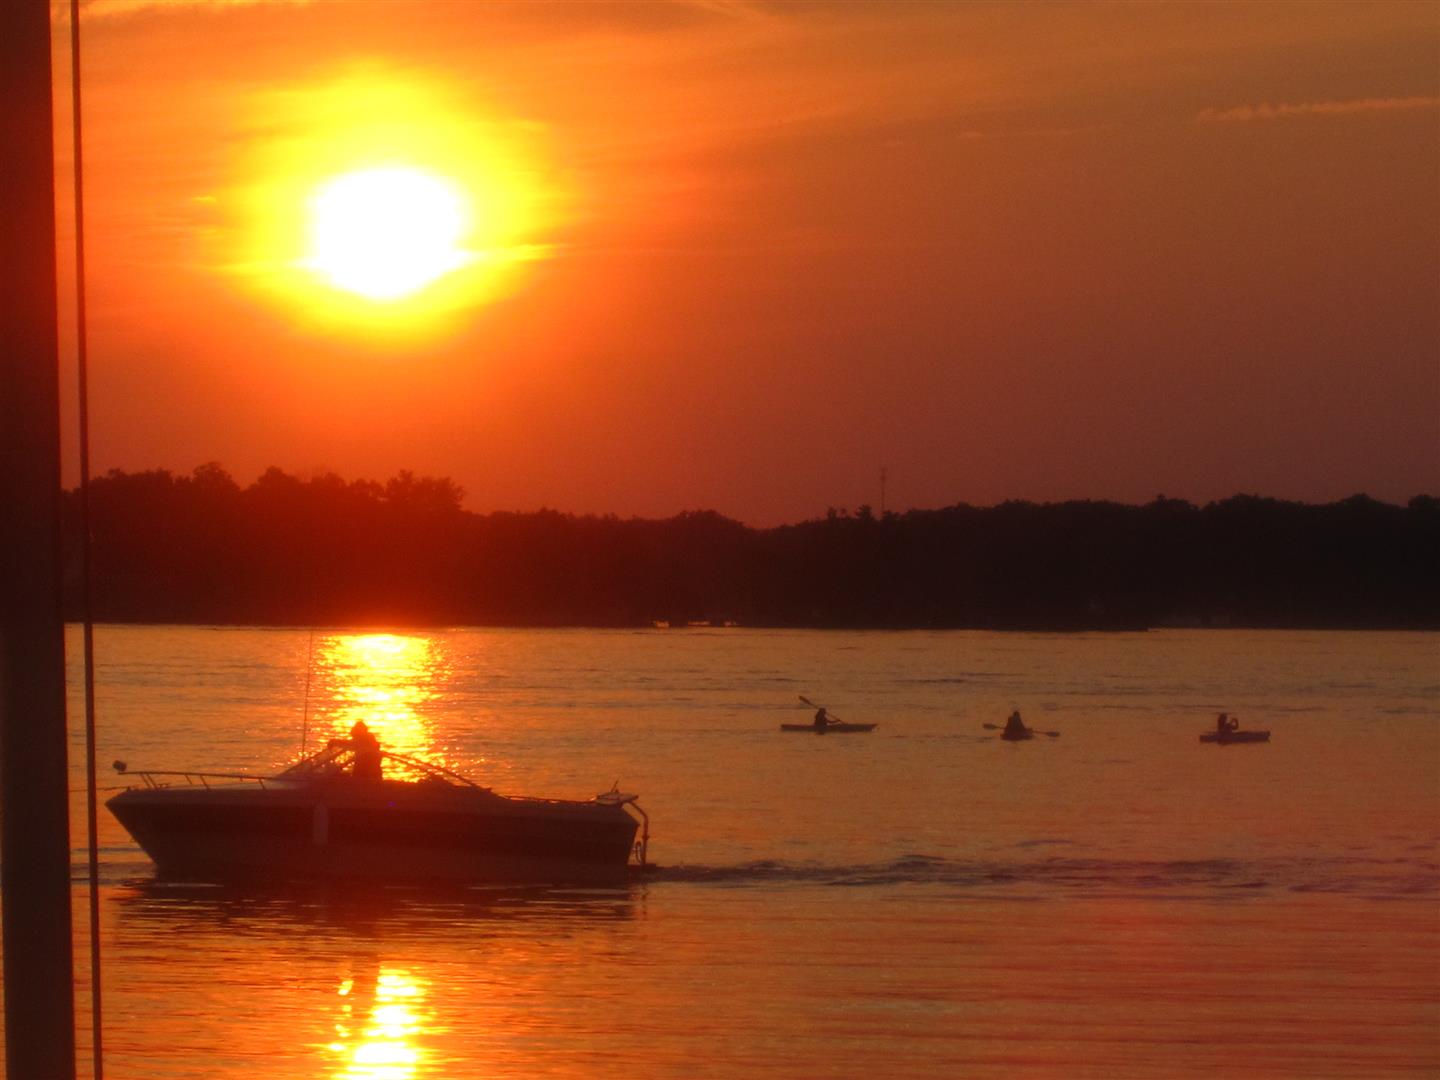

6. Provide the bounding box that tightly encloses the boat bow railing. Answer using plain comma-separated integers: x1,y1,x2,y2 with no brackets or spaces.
112,743,488,792
277,742,485,788
111,762,276,790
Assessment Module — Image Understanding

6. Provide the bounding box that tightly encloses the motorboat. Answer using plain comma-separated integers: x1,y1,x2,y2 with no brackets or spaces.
107,737,649,885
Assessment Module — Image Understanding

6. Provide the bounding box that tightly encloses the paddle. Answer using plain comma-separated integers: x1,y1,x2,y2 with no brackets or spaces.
982,722,1060,738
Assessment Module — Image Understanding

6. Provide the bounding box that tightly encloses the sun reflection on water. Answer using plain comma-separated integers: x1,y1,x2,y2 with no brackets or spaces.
314,633,446,760
330,966,430,1079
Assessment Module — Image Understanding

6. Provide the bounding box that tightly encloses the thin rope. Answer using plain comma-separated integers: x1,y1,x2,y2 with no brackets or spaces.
70,1,105,1076
300,625,316,755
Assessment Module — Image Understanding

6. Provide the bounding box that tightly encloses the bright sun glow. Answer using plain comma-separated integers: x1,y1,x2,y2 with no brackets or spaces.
305,167,473,301
229,69,566,336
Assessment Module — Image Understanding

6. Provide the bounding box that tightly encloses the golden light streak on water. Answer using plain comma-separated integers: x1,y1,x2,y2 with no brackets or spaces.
331,967,429,1079
316,633,442,761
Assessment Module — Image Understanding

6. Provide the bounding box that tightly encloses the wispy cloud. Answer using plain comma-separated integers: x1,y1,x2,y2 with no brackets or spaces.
1197,96,1440,124
85,0,309,17
684,0,782,20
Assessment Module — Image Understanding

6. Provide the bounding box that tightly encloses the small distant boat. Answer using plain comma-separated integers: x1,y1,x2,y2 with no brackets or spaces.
1201,712,1270,745
1199,729,1271,744
791,695,873,733
984,713,1059,740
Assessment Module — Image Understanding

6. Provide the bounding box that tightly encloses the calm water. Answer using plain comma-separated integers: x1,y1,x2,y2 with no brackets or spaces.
12,627,1440,1076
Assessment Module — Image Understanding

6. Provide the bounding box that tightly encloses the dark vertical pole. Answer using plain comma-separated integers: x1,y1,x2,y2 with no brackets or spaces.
70,1,108,1073
0,2,80,1078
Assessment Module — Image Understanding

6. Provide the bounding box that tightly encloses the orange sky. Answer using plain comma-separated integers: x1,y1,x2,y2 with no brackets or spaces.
52,0,1439,524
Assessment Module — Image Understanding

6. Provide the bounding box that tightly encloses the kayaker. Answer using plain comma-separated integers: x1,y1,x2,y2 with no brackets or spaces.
813,707,833,732
350,719,383,780
1003,710,1028,738
1216,713,1239,735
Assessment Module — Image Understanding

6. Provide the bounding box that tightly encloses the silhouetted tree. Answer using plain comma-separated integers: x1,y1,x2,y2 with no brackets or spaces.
53,467,1439,629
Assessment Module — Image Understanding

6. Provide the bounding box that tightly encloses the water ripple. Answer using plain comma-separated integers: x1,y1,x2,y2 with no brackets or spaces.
649,854,1440,898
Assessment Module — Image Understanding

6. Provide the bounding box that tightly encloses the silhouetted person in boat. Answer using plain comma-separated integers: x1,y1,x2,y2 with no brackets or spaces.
813,707,833,733
350,719,382,780
1003,710,1028,738
1216,713,1240,735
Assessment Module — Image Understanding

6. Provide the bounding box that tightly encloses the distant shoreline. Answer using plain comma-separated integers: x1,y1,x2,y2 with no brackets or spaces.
62,467,1439,631
67,618,1439,633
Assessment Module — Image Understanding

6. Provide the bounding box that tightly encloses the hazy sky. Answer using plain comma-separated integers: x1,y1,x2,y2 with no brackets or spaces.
54,0,1439,524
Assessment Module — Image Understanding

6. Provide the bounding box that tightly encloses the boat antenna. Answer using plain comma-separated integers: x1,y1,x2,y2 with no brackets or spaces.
300,624,316,755
70,0,105,1074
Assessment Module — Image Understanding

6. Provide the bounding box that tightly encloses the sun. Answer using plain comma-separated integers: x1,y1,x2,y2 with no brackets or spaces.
228,70,568,336
303,166,473,301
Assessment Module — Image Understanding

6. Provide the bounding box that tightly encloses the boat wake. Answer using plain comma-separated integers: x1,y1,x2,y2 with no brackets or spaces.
83,846,1439,902
646,852,1440,899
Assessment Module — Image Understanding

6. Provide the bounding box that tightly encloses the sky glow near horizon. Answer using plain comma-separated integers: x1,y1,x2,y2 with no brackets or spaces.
51,1,1440,524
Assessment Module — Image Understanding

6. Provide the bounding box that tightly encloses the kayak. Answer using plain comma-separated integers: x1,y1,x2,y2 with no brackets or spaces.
1000,729,1035,741
780,723,877,733
1199,730,1270,744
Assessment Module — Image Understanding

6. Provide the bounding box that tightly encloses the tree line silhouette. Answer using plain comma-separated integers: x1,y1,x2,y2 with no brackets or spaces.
59,464,1439,629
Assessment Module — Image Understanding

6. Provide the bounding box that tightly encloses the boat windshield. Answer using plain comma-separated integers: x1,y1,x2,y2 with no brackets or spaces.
279,740,482,788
